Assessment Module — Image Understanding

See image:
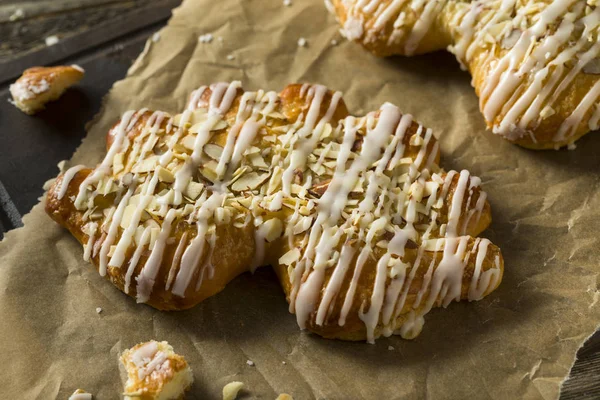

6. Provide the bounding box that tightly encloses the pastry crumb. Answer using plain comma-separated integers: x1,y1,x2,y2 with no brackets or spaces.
9,8,25,21
388,345,394,351
199,33,214,43
152,32,161,42
568,143,577,150
297,38,307,47
95,307,102,314
282,361,286,365
222,381,244,400
227,54,235,60
331,39,338,46
246,359,255,366
276,394,293,400
45,35,59,46
283,0,292,6
121,340,193,400
68,389,92,400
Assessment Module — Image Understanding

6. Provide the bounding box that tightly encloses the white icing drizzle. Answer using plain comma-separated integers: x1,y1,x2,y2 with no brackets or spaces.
57,165,85,199
60,81,499,342
339,0,600,145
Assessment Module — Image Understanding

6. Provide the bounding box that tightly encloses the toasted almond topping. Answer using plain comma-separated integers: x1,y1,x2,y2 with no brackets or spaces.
157,166,174,183
279,247,301,265
231,172,270,192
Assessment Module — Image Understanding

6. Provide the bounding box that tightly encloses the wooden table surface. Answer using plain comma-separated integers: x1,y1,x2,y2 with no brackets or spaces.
0,1,598,398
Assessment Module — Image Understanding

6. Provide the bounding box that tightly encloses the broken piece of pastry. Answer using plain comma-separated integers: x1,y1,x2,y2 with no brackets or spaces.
46,81,503,342
328,0,600,149
9,65,84,115
120,341,193,400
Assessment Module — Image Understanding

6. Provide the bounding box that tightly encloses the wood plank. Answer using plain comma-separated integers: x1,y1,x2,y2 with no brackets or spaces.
0,0,180,83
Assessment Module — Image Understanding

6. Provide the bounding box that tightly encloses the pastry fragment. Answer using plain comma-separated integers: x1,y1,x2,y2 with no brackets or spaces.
68,389,92,400
120,341,193,400
222,381,244,400
329,0,600,149
9,65,84,114
46,81,503,342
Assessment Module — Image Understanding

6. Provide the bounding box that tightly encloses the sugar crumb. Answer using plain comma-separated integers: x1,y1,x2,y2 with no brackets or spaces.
96,307,102,314
152,32,161,42
388,345,394,351
227,54,235,60
567,143,577,151
45,35,59,46
246,360,255,366
331,39,338,46
199,33,214,43
9,8,25,21
297,37,307,47
283,0,292,6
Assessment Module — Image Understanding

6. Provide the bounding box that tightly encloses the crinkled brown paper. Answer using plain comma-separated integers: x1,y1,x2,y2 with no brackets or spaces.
1,0,599,399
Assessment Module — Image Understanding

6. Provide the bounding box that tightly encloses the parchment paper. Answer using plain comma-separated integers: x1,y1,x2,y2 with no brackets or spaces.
1,0,600,398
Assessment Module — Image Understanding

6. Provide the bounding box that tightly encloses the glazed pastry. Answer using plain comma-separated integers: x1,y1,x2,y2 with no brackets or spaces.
120,341,193,400
9,65,84,115
328,0,600,149
46,82,503,342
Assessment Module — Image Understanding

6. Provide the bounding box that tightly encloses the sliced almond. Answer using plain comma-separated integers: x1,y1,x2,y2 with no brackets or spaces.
180,135,196,151
214,207,231,225
249,153,268,168
279,248,301,266
308,179,330,198
184,181,204,200
409,181,424,202
292,216,313,235
157,166,174,183
308,162,326,176
319,123,333,139
132,155,160,173
200,160,219,182
231,172,270,192
540,105,556,119
222,381,244,400
120,204,138,229
188,108,208,126
246,146,261,154
113,153,125,174
267,166,283,195
203,143,224,160
258,218,283,242
409,134,424,146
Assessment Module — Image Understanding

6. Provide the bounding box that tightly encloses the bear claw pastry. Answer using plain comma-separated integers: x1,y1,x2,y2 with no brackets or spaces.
46,81,503,342
329,0,600,149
